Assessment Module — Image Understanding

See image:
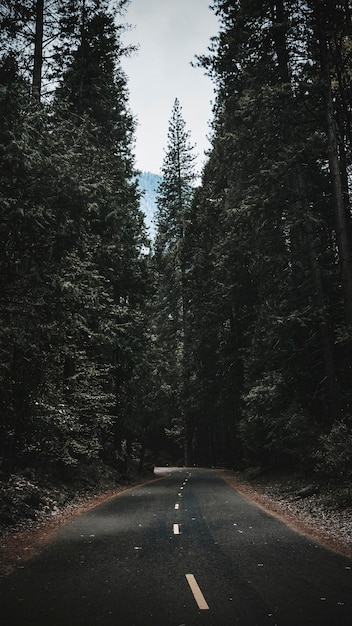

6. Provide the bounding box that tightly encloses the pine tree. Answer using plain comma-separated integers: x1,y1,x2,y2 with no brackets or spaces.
0,0,149,475
192,0,348,469
310,0,352,328
0,54,61,474
0,0,61,99
154,98,197,465
47,0,148,468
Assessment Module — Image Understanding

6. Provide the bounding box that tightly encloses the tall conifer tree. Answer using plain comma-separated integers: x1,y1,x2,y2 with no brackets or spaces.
191,0,352,473
0,0,149,474
154,98,197,465
48,0,147,467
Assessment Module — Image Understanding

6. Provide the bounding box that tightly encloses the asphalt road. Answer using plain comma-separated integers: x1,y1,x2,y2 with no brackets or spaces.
0,468,351,626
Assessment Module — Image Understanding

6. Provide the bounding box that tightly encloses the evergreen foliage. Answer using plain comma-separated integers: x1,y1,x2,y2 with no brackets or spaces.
2,0,352,485
178,0,352,475
153,99,197,465
0,0,149,478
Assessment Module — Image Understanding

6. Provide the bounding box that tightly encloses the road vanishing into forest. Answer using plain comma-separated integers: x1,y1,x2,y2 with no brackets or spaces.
0,468,351,626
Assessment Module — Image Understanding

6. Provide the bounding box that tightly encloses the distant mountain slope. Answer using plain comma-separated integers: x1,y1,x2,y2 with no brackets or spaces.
137,171,162,239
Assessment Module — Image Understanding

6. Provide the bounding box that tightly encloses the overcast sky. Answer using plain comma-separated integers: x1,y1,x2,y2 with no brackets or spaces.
121,0,219,176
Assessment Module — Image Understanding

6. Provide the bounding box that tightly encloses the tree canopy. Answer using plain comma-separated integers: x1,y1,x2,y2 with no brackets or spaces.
1,0,352,485
0,0,148,478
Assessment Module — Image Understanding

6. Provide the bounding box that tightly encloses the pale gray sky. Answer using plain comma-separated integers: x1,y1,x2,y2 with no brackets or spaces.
121,0,218,175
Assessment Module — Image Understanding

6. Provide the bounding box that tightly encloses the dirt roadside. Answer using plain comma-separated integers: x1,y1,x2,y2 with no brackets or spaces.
219,469,352,559
0,474,159,579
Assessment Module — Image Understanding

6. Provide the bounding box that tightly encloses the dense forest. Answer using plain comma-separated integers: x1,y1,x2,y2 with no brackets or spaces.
0,0,152,480
1,0,352,488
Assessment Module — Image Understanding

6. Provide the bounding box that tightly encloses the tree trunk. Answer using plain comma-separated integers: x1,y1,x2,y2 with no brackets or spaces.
32,0,44,101
315,5,352,326
270,0,290,83
184,418,194,466
305,220,341,421
3,344,24,478
297,167,342,422
271,0,342,420
138,430,146,474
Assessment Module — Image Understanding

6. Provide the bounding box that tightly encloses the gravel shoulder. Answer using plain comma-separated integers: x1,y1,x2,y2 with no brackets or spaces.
219,469,352,559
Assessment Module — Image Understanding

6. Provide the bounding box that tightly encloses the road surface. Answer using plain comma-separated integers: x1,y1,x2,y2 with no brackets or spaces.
0,468,351,625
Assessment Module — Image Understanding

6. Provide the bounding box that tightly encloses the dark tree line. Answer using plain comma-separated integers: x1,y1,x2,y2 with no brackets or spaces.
153,0,352,480
0,0,150,478
2,0,352,484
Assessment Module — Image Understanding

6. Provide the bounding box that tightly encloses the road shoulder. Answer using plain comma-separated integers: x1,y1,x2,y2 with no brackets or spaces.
219,469,352,559
0,474,159,578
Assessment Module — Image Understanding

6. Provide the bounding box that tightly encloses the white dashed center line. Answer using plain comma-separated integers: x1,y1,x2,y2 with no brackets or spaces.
171,477,208,611
185,574,209,610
